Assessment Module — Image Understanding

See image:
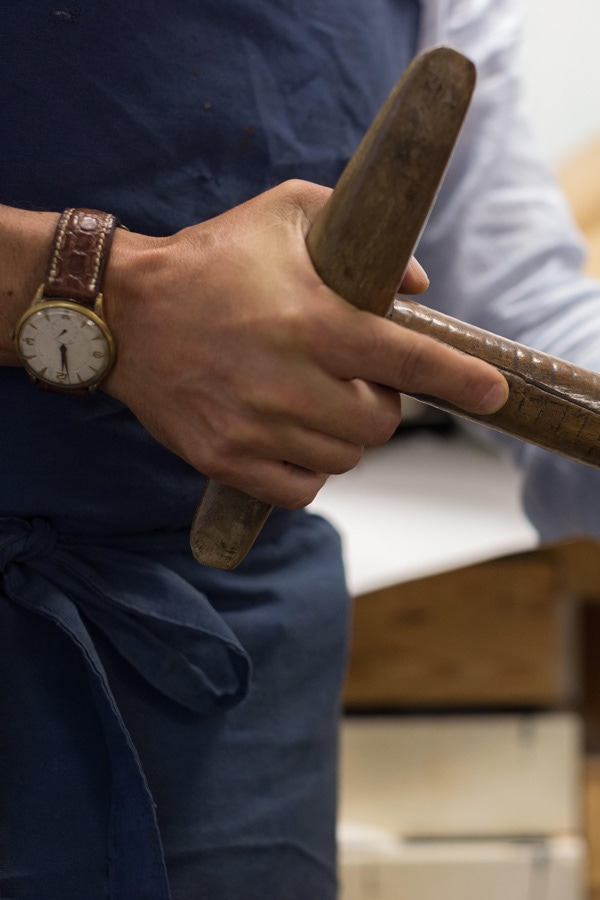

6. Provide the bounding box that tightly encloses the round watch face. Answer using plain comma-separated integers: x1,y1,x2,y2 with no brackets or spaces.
16,302,115,390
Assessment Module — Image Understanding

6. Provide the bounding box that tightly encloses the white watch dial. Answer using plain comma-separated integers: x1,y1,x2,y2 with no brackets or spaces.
17,304,113,389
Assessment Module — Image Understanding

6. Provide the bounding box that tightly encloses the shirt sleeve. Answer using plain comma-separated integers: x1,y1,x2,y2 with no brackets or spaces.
415,0,600,541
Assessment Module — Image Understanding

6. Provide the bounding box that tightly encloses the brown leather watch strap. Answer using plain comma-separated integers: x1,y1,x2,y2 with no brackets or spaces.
44,207,119,306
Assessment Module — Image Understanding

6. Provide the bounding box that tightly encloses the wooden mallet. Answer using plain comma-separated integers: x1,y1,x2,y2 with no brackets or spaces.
190,46,600,569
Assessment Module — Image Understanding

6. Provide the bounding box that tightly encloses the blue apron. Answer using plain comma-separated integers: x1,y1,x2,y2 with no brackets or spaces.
0,2,419,896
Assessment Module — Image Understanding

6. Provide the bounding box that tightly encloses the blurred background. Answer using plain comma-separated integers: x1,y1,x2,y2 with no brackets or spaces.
334,4,600,899
523,0,600,166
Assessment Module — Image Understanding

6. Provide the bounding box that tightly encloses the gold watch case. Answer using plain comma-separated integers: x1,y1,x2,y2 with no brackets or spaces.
13,285,116,393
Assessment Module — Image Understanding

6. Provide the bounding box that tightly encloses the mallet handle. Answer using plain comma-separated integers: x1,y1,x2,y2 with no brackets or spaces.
392,297,600,465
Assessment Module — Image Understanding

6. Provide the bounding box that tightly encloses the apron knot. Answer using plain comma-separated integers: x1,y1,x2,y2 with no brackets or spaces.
0,517,58,572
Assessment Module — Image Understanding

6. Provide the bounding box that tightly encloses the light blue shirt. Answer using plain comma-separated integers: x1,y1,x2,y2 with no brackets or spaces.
418,0,600,542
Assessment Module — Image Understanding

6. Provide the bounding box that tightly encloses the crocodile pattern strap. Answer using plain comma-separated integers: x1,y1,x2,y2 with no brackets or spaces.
44,207,119,307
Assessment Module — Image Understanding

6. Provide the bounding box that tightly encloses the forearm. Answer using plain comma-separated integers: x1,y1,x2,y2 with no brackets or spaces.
0,205,60,365
0,182,507,510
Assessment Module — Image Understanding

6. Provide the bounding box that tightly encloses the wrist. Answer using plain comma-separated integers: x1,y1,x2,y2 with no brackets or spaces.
101,225,167,397
0,207,60,365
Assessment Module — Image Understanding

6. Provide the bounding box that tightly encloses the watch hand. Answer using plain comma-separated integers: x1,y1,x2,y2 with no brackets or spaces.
60,343,69,378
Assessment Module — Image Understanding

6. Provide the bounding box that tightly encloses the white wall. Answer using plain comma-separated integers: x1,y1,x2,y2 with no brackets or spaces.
522,0,600,163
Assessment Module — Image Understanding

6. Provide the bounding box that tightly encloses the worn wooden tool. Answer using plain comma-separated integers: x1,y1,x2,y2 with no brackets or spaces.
191,46,600,569
190,46,477,568
392,298,600,463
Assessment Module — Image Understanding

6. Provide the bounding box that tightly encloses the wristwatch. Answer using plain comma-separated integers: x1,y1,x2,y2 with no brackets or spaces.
13,207,121,395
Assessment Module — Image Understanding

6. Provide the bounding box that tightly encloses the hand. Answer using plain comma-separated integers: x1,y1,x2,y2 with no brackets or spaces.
102,180,508,508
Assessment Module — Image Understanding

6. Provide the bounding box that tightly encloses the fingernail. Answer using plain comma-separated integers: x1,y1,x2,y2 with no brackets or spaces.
478,380,509,414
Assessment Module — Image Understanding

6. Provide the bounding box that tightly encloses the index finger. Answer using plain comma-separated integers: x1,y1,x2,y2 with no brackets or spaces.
316,302,509,416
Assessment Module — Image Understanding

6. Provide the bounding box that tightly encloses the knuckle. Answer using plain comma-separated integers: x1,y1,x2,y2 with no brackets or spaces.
306,433,367,476
278,177,310,198
454,378,489,413
200,433,242,481
369,420,397,447
368,403,402,445
208,421,241,457
395,338,431,388
249,379,308,424
202,418,254,474
200,445,229,482
285,492,316,511
361,390,403,448
285,477,327,510
327,444,364,475
277,177,330,209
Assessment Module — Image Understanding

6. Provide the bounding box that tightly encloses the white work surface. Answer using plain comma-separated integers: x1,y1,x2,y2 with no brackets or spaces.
309,426,539,597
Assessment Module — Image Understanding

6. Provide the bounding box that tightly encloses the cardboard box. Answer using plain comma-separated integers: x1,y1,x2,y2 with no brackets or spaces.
339,713,582,837
339,834,586,900
344,553,578,709
586,756,600,895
